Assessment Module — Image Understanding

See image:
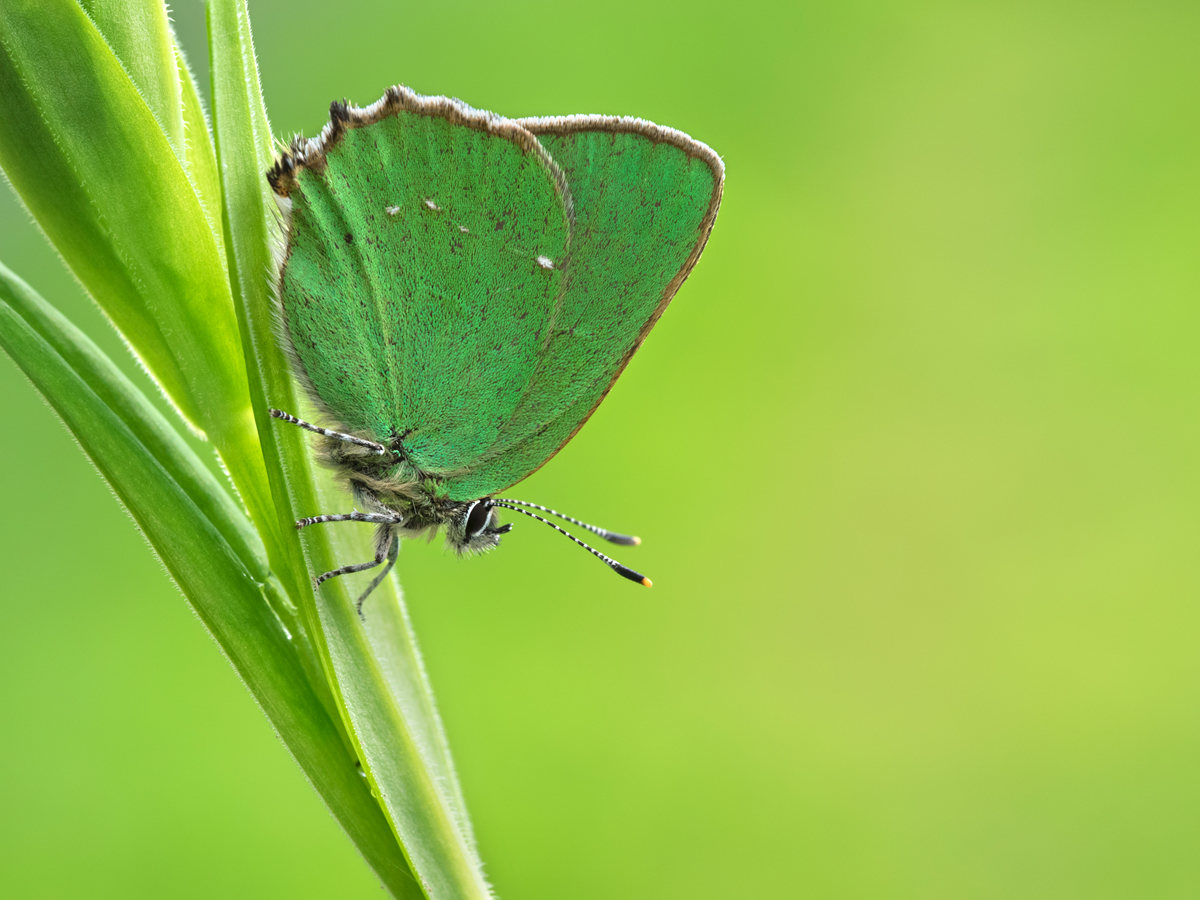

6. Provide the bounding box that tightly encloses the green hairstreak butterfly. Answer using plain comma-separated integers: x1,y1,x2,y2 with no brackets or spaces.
267,85,723,613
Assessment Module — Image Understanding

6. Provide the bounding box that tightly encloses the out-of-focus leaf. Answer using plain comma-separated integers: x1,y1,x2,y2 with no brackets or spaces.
0,1,281,603
0,261,420,899
0,2,231,431
2,256,265,582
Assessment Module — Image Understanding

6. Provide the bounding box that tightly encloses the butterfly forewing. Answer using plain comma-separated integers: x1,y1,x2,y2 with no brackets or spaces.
278,92,572,475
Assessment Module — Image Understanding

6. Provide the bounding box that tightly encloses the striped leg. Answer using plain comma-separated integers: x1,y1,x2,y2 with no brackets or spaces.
296,512,402,530
270,408,388,455
315,548,389,589
355,533,399,619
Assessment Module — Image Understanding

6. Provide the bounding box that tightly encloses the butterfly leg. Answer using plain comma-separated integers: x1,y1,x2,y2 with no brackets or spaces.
354,531,400,619
314,555,386,588
296,512,402,529
314,521,394,590
270,408,389,455
312,524,399,620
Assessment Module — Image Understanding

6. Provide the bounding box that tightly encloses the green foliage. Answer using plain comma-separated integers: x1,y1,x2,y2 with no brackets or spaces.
4,1,1200,897
0,2,488,897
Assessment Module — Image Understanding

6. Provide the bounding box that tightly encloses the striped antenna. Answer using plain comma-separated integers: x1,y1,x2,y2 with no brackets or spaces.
496,498,641,546
489,501,651,587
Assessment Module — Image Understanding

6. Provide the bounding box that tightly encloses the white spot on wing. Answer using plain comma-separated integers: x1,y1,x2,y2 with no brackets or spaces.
536,255,555,270
424,198,441,211
386,205,400,216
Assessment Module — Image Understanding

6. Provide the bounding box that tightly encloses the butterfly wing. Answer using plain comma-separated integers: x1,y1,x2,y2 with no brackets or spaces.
442,117,724,500
272,87,573,475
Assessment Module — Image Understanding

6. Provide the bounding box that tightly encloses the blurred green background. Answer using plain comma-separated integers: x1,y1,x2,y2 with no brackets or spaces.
2,0,1199,897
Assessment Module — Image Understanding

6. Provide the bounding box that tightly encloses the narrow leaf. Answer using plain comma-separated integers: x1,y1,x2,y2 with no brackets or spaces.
3,257,266,584
77,0,185,161
0,1,235,432
0,262,420,899
0,1,286,617
176,38,226,254
207,3,490,896
299,506,495,900
205,0,348,728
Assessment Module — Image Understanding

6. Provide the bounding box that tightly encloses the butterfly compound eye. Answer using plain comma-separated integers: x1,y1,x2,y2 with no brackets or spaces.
464,500,493,539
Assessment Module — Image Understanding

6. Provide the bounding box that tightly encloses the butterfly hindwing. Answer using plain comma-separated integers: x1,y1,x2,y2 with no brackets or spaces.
275,88,573,476
442,118,724,500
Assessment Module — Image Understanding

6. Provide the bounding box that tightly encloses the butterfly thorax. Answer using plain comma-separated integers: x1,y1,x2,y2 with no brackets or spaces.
320,430,437,501
317,433,497,551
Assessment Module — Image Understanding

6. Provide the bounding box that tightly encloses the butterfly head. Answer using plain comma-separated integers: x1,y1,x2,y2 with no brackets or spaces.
445,497,654,588
446,499,513,554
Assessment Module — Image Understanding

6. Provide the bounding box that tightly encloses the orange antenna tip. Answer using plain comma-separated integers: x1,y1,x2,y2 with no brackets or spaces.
641,577,653,588
632,536,642,546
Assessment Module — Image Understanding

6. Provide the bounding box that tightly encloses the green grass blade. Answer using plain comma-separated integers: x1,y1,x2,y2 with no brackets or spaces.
0,1,286,611
77,0,185,162
0,2,236,433
301,531,495,900
300,468,492,897
206,0,304,590
205,0,358,781
207,3,490,896
0,261,422,900
176,37,226,254
1,261,267,586
354,561,481,857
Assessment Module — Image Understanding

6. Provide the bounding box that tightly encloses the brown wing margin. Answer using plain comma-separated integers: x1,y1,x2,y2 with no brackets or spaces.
269,85,572,214
492,114,725,489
